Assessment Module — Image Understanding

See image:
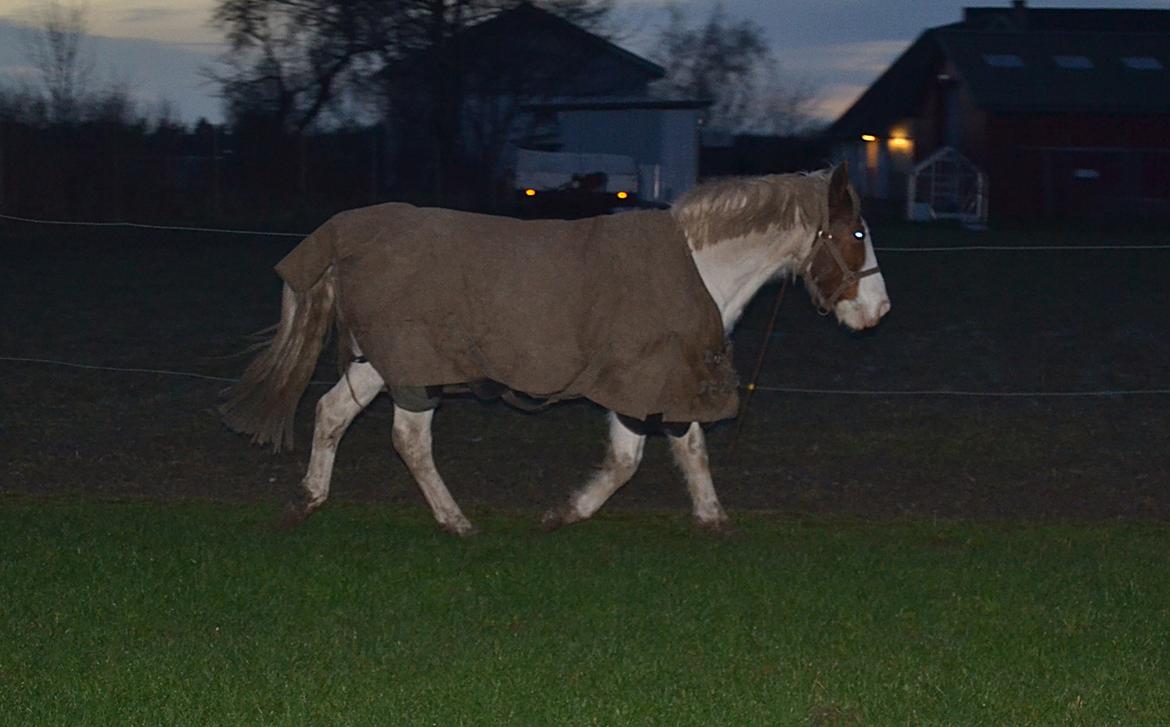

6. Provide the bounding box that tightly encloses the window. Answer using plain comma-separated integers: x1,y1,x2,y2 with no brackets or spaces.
1122,56,1163,71
1054,55,1093,70
983,53,1024,68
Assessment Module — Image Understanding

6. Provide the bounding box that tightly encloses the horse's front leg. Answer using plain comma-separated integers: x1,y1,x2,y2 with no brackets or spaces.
543,411,645,530
391,405,477,537
288,360,385,526
668,422,729,530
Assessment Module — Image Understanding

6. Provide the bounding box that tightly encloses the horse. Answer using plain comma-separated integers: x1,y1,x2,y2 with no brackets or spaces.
221,163,890,536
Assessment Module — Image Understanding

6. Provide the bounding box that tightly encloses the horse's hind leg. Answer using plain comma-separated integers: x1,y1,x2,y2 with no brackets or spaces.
542,412,646,531
289,361,384,525
669,422,729,530
391,405,477,537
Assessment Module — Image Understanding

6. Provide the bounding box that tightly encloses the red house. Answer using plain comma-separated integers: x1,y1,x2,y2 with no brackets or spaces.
829,1,1170,221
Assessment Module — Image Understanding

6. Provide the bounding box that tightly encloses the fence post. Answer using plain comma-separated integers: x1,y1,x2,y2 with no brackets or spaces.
298,133,308,204
906,166,915,221
212,125,222,218
110,125,123,220
370,124,379,204
0,121,5,212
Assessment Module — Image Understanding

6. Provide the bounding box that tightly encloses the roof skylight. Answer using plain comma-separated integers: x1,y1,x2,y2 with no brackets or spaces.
1122,56,1163,71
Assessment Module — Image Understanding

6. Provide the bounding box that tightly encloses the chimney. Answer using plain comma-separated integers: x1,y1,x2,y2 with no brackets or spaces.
1012,0,1028,30
963,2,1027,28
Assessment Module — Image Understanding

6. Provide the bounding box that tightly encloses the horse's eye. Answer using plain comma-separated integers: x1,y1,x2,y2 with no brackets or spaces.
853,230,865,240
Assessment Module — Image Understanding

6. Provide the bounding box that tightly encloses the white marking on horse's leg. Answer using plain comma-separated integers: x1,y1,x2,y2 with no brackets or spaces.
298,362,385,514
391,405,476,537
545,412,645,529
668,422,728,528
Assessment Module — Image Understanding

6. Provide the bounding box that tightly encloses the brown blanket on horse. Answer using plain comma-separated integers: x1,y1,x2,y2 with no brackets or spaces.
277,203,739,423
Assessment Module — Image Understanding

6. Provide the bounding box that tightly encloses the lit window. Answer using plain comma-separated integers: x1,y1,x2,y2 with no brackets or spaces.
1054,55,1093,69
983,54,1024,68
1122,56,1163,70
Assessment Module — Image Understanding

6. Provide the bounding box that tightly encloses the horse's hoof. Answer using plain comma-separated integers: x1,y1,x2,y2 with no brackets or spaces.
694,516,736,537
441,519,479,538
278,494,323,531
540,511,563,533
279,502,313,530
540,506,575,533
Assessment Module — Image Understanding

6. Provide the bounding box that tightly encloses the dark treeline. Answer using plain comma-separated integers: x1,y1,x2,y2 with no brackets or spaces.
0,114,827,227
0,115,391,226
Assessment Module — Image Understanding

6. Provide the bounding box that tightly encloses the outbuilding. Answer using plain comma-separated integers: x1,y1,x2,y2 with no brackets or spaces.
829,1,1170,221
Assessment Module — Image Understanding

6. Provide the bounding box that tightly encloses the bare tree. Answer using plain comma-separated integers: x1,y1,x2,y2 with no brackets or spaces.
209,0,398,134
22,1,94,124
652,3,816,136
210,0,612,133
210,0,612,205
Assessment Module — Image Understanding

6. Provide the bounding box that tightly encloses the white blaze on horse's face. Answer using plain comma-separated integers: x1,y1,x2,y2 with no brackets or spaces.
834,220,891,330
804,164,891,331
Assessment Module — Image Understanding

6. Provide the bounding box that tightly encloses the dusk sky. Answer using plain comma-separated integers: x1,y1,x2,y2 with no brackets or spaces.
2,0,1169,124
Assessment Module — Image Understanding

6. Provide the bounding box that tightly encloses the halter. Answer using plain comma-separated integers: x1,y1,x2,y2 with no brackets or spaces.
800,227,881,314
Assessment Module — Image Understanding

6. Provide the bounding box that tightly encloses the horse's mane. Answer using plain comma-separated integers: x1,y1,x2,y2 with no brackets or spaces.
671,170,832,250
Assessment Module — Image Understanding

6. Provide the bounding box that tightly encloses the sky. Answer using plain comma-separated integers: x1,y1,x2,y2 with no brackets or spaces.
2,0,1170,124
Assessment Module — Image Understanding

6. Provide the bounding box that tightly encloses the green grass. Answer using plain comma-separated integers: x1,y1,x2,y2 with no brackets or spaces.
2,500,1168,725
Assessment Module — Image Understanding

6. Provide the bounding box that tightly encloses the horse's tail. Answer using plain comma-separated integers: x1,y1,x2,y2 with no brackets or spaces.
220,269,338,452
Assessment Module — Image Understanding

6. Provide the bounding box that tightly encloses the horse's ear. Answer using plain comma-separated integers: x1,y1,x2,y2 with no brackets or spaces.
828,162,858,219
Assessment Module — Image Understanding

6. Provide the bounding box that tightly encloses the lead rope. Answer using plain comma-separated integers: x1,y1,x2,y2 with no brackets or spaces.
728,276,789,455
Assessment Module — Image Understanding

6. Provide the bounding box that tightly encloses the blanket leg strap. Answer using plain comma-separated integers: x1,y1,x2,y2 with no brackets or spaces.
390,384,442,412
501,389,556,412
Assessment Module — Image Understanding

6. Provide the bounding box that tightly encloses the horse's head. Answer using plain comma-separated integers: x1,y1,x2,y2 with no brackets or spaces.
801,163,891,330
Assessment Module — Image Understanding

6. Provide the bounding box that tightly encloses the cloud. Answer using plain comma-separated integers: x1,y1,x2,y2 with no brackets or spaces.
611,1,916,122
120,7,192,26
0,62,38,79
813,84,870,122
806,40,914,74
0,3,39,25
773,39,909,121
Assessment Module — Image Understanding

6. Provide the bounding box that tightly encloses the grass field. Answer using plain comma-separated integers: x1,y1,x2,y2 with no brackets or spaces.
2,499,1168,725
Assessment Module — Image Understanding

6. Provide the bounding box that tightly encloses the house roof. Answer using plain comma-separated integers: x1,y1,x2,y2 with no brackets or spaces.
829,4,1170,138
456,2,665,82
384,2,667,99
962,5,1170,34
935,29,1170,114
